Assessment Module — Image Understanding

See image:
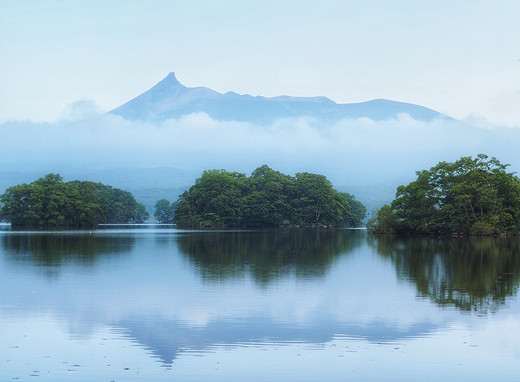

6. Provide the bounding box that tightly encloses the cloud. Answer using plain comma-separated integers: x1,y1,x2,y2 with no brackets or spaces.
58,99,103,122
1,113,519,191
463,112,520,130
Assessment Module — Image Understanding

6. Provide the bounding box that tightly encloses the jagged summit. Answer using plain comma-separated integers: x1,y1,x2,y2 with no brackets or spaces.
110,73,449,123
144,72,186,98
158,72,184,88
165,71,178,81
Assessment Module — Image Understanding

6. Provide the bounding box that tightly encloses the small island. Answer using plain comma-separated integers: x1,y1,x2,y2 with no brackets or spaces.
0,174,149,228
173,165,366,228
368,154,520,236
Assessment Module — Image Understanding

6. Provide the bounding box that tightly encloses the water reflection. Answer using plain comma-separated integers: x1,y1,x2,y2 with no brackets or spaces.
176,229,364,284
117,316,439,365
369,235,520,313
1,232,135,267
2,228,520,379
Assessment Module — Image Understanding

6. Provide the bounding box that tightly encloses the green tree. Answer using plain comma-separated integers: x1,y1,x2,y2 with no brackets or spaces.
133,202,150,223
66,181,106,226
154,199,175,223
97,185,149,223
174,165,365,228
242,165,293,226
367,204,398,234
341,192,367,227
175,170,248,228
0,174,149,227
291,173,356,227
368,155,520,235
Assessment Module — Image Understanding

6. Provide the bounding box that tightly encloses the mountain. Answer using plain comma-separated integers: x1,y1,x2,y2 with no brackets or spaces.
110,72,449,123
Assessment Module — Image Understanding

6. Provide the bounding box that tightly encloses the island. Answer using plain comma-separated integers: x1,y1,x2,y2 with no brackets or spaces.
368,154,520,236
173,165,366,228
0,174,149,228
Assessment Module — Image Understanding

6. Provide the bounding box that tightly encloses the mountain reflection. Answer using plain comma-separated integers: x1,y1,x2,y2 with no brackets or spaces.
176,229,363,284
117,316,438,365
369,235,520,313
1,232,135,267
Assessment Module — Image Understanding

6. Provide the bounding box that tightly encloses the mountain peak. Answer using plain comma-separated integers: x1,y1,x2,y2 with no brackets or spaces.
156,72,184,89
111,73,448,123
164,72,179,83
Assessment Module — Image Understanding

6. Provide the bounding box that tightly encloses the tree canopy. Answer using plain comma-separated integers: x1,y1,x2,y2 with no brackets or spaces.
368,155,520,235
154,198,176,223
173,165,366,228
0,174,149,228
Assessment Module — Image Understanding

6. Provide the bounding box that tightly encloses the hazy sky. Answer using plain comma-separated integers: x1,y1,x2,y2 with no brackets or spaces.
1,0,519,127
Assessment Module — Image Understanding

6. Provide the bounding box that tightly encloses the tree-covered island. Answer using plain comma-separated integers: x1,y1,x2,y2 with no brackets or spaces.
0,174,149,228
368,155,520,236
173,165,366,228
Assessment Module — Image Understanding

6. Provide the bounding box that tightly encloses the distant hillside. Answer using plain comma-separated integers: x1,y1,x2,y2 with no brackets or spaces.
110,72,450,123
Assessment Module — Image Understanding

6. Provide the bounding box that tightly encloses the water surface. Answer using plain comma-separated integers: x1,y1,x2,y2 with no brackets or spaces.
1,225,519,381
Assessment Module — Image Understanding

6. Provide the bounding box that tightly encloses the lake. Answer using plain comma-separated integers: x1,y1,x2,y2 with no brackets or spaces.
1,225,519,381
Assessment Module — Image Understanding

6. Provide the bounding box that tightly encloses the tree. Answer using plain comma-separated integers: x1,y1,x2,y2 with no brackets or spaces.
174,165,366,228
0,174,149,227
242,165,293,227
175,170,248,228
290,173,359,227
133,203,150,223
341,192,367,227
368,155,520,235
366,204,399,234
66,180,106,226
154,199,175,223
96,185,149,223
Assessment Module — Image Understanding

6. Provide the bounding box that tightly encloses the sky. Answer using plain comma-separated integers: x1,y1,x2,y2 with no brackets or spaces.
1,0,520,127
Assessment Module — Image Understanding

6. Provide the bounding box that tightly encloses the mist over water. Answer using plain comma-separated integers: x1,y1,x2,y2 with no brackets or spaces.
1,112,518,211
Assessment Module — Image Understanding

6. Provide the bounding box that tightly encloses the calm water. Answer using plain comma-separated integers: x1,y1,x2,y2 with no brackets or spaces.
1,225,519,381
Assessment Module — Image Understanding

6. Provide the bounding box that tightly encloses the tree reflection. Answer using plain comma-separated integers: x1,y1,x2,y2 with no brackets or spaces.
1,233,135,267
176,228,363,284
369,235,520,313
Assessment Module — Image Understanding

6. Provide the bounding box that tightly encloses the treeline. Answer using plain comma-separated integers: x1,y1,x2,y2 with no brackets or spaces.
368,155,520,235
172,165,366,228
0,174,149,228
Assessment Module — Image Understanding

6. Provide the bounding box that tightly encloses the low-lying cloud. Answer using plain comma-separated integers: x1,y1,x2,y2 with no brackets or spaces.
1,112,518,193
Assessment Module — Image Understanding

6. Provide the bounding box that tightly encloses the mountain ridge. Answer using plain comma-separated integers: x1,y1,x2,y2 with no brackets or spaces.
110,72,450,124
